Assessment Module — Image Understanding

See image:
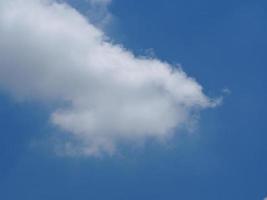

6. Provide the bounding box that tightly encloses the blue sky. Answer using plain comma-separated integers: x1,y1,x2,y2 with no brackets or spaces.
0,0,267,199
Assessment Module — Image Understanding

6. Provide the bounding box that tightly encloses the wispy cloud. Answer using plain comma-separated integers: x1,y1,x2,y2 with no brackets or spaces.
0,0,218,156
86,0,112,28
87,0,112,5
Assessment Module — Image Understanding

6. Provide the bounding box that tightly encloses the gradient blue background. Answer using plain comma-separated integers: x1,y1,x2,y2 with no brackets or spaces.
0,0,267,199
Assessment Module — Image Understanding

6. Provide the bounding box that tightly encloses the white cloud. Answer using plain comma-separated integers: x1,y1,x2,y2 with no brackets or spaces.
0,0,218,156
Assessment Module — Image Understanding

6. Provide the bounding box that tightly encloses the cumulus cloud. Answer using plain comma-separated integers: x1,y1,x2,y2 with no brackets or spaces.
0,0,218,156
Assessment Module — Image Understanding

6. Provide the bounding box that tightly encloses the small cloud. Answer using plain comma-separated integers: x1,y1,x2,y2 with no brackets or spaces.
222,88,231,95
